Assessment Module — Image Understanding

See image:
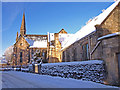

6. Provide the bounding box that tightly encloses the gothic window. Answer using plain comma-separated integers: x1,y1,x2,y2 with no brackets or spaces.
20,52,22,63
62,51,65,62
42,52,45,57
73,48,77,61
67,51,70,62
82,43,89,60
20,43,23,46
31,49,34,54
15,60,17,65
28,51,30,63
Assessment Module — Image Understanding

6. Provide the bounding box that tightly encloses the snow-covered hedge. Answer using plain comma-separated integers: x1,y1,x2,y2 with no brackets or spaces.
28,64,34,73
41,60,106,83
21,68,29,72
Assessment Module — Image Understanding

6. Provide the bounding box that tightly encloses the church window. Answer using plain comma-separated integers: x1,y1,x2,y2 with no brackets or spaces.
20,52,22,63
73,48,77,61
20,43,23,46
62,51,65,62
42,52,45,56
82,43,89,60
31,49,34,54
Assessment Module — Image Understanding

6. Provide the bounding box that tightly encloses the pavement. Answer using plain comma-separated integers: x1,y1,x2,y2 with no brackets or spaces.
0,71,119,89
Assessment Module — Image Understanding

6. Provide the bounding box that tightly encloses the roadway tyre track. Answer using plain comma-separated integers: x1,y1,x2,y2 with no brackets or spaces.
2,72,43,88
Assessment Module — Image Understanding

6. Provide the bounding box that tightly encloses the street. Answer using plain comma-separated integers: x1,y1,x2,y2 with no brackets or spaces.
1,71,118,88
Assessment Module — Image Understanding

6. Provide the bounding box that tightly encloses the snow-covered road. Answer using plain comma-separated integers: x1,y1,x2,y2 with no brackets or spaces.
1,71,118,88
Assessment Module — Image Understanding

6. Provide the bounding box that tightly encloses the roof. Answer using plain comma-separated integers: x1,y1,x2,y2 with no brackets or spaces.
58,29,67,34
61,1,120,51
24,34,47,48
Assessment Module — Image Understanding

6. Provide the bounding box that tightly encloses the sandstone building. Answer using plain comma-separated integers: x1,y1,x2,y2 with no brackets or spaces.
13,13,48,66
12,13,70,66
61,0,120,85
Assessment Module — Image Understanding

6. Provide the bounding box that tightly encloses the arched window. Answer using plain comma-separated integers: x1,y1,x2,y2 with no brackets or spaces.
82,43,89,60
20,52,22,63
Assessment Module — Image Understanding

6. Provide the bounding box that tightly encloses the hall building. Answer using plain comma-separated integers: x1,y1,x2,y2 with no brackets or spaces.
61,0,120,85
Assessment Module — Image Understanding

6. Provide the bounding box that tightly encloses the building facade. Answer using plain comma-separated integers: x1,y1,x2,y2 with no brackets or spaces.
61,1,120,85
11,1,120,86
12,13,70,66
13,13,48,66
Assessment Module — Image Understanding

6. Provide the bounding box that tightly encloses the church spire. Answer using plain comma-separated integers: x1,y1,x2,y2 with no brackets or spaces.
20,12,26,36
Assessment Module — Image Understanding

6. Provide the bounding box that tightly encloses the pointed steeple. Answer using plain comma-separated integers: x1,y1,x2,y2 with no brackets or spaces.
16,31,19,42
20,12,26,36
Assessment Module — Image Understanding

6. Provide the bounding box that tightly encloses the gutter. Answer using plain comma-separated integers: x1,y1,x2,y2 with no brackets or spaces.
97,32,120,41
90,32,120,58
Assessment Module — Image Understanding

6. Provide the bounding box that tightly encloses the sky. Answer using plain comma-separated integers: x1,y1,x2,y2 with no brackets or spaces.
1,1,114,57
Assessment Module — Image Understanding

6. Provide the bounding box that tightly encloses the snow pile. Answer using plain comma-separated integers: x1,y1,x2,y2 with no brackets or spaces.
29,64,34,73
41,60,106,83
21,68,29,72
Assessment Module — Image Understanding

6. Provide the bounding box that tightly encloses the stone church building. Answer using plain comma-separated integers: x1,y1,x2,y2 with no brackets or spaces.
12,13,70,66
61,0,120,85
13,13,48,66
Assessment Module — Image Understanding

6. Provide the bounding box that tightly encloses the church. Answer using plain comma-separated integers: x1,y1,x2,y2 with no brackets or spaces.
12,13,70,66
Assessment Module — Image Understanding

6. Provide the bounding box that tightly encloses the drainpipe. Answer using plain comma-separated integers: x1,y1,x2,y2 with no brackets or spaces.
88,36,91,59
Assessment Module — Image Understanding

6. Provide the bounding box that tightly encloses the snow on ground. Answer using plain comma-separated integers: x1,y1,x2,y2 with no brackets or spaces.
1,71,118,88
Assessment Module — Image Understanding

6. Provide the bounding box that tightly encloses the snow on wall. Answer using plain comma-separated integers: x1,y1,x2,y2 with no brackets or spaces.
41,60,106,83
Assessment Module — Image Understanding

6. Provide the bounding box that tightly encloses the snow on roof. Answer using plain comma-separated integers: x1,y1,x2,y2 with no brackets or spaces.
98,32,120,41
29,40,47,48
59,34,74,47
25,37,47,48
25,38,34,46
61,1,120,50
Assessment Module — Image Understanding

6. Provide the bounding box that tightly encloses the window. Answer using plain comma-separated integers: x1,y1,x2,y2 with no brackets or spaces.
82,43,89,60
67,52,70,62
62,51,65,62
20,52,22,63
73,48,77,61
31,49,34,54
28,51,30,63
42,52,45,56
20,43,23,46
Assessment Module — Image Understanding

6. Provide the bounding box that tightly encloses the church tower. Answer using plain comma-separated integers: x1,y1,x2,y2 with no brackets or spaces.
16,31,19,42
20,12,26,36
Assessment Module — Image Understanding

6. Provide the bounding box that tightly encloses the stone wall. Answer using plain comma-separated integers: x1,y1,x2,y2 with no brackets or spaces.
41,60,106,84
